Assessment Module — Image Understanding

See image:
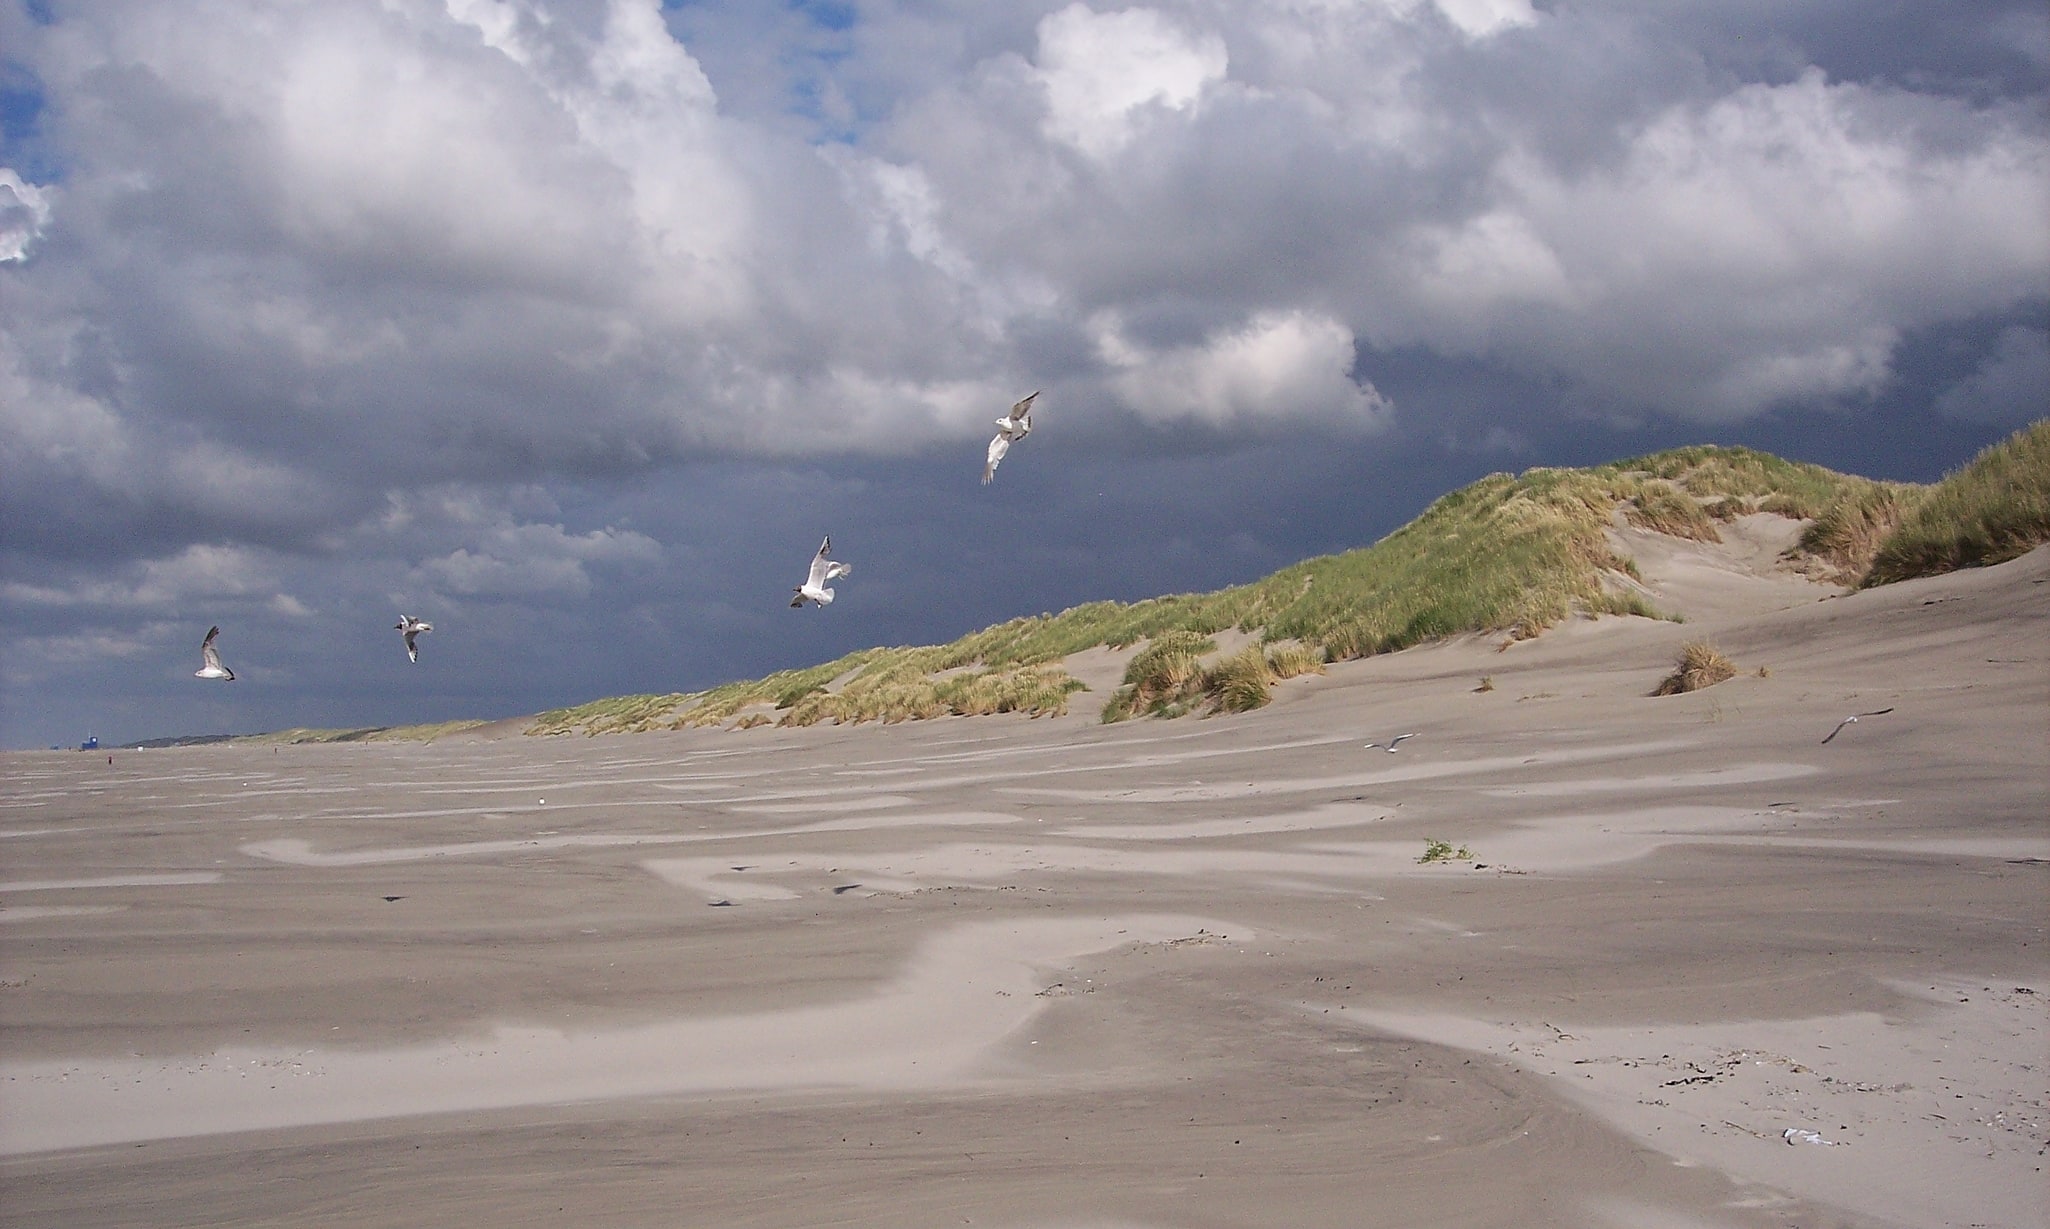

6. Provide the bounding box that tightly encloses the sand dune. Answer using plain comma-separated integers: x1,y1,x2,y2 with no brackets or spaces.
0,545,2043,1227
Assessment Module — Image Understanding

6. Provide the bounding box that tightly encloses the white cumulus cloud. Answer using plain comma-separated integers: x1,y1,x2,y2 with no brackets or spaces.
1034,4,1229,160
415,520,662,599
1100,309,1393,428
1364,70,2050,418
0,170,53,262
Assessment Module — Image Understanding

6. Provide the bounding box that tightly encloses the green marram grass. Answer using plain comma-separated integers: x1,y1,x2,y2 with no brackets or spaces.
1263,641,1326,681
1206,647,1277,714
229,720,491,744
1100,639,1329,721
529,691,696,737
1099,631,1217,721
1798,484,1927,584
531,444,1908,734
1864,419,2050,586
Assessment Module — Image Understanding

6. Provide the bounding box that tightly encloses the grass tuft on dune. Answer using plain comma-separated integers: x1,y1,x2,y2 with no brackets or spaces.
1652,641,1738,696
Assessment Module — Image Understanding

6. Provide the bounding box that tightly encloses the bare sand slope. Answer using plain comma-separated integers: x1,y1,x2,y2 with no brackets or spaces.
1,547,2044,1228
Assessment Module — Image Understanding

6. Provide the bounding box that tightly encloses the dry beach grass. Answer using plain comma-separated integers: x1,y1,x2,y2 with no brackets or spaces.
1652,640,1739,696
2,524,2045,1227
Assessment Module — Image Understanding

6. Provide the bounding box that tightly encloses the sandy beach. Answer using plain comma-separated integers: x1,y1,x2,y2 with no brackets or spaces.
3,541,2045,1227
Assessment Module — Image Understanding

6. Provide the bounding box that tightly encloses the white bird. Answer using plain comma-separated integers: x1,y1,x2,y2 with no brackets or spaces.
395,614,433,664
791,536,852,607
1364,733,1416,752
194,626,235,681
1820,707,1893,744
982,391,1039,485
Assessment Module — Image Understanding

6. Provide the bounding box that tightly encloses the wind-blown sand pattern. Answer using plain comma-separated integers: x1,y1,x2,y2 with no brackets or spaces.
1,546,2044,1227
1,914,1231,1154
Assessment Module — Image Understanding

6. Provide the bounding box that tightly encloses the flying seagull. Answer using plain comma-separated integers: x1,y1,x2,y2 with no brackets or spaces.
1820,707,1894,744
982,390,1039,485
1364,733,1417,752
194,626,235,681
395,614,433,664
790,536,852,608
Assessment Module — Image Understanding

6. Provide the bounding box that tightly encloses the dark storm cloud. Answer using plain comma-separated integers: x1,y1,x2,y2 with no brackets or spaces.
2,0,2044,747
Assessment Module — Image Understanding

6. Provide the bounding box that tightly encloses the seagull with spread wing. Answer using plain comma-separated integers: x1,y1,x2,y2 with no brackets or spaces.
982,391,1039,485
395,614,433,664
194,626,235,681
790,536,852,607
1820,707,1894,744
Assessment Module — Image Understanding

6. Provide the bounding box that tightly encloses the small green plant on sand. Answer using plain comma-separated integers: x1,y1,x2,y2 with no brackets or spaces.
1419,838,1475,864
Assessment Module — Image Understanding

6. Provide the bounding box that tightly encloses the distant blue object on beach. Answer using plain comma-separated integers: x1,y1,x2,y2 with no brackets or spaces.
80,735,98,751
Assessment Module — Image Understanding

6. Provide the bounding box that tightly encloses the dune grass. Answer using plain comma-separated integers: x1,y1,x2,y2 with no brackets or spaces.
1207,647,1278,714
1863,419,2050,586
528,692,694,737
229,720,491,744
1798,484,1927,584
530,445,1901,734
1652,640,1738,695
1099,637,1330,721
1263,641,1327,682
1099,631,1217,721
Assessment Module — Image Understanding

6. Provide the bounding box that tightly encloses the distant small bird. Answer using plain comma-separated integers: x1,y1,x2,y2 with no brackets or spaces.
395,614,433,663
791,536,852,608
982,391,1039,485
1820,708,1894,744
1365,733,1416,752
194,626,235,681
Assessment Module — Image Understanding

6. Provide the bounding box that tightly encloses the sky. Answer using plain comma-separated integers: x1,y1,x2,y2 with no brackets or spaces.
1,0,2045,749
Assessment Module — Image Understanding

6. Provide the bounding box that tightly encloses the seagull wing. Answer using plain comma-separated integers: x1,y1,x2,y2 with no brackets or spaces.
825,561,852,581
1007,390,1039,423
983,433,1010,483
199,626,233,679
1821,707,1894,744
806,538,835,588
403,629,421,662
